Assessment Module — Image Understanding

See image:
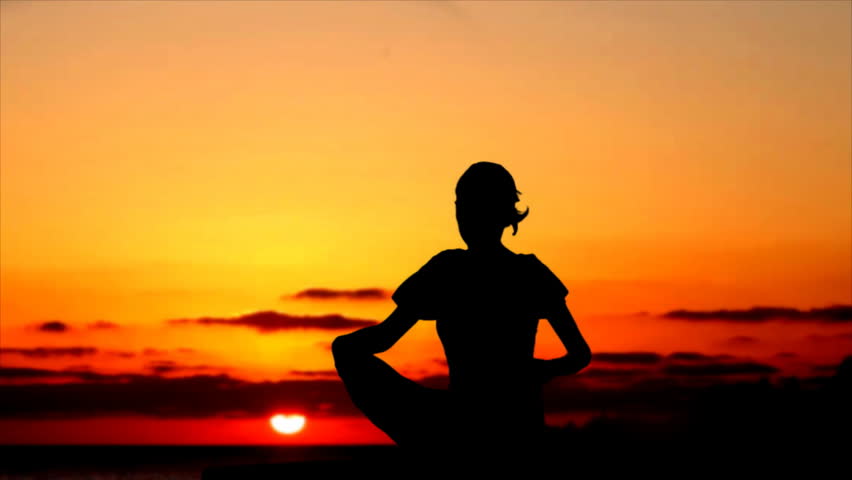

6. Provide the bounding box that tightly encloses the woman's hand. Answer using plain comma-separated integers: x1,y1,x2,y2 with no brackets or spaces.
540,302,592,378
530,353,591,386
528,302,592,386
529,358,559,385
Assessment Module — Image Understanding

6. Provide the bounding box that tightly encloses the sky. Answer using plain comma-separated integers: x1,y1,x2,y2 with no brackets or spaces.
0,0,850,444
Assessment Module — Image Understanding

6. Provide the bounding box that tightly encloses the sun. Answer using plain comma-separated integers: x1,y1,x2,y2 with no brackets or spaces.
269,414,306,435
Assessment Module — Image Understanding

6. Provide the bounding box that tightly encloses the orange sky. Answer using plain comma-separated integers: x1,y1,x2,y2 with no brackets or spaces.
0,1,850,444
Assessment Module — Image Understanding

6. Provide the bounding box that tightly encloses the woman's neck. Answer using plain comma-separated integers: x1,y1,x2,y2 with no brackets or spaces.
466,242,513,256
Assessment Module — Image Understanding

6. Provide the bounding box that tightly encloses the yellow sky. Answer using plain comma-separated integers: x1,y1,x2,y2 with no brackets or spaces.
1,1,850,381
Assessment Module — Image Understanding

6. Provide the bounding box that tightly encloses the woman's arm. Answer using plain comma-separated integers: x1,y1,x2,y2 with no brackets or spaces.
533,302,592,383
331,306,419,357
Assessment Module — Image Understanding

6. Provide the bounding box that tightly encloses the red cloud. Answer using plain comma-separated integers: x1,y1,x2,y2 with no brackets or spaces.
87,321,120,330
36,322,69,333
0,347,98,358
166,310,378,333
662,305,851,323
284,288,390,301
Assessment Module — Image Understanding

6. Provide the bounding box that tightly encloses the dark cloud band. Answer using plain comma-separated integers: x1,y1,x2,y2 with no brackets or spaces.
661,305,851,323
0,347,98,358
166,310,378,333
36,322,69,333
592,352,662,365
285,288,390,301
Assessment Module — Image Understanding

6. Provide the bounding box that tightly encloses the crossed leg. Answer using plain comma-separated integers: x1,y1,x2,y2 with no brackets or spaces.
332,339,454,452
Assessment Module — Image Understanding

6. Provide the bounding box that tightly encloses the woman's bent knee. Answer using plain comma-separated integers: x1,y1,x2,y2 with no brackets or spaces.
331,334,359,362
332,334,369,381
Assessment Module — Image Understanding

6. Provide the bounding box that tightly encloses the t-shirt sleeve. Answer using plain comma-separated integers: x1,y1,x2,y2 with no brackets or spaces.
391,250,450,320
530,254,569,316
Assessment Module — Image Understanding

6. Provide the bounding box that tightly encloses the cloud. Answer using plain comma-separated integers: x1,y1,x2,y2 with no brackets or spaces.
0,346,197,360
592,352,662,365
2,363,224,383
0,366,117,382
166,310,378,333
106,351,137,359
0,359,845,423
0,347,98,358
812,364,838,374
0,367,75,379
141,348,196,356
144,361,218,375
425,0,473,23
288,370,338,378
667,352,735,362
726,336,759,345
36,321,69,333
0,370,358,418
661,305,851,323
806,332,852,343
662,362,779,376
87,321,119,330
570,352,783,388
577,368,648,381
284,288,390,301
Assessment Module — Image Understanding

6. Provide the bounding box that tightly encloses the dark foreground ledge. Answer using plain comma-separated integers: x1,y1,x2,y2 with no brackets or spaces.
201,437,847,479
203,459,389,479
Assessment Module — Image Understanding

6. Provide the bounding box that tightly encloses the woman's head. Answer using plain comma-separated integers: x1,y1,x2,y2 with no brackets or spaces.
455,162,529,246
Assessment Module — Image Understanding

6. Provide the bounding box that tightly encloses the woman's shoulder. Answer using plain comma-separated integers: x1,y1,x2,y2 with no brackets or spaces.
431,249,544,266
426,249,552,271
517,253,569,296
431,248,466,262
413,249,465,272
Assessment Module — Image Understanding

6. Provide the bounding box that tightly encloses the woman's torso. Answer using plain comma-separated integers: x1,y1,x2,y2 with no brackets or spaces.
430,248,551,433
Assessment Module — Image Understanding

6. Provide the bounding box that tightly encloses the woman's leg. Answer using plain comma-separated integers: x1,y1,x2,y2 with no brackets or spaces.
332,337,449,449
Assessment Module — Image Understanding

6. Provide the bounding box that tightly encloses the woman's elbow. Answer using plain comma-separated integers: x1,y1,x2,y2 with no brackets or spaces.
575,345,592,370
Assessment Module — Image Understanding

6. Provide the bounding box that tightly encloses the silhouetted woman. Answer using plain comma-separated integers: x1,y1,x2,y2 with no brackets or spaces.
332,162,591,464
